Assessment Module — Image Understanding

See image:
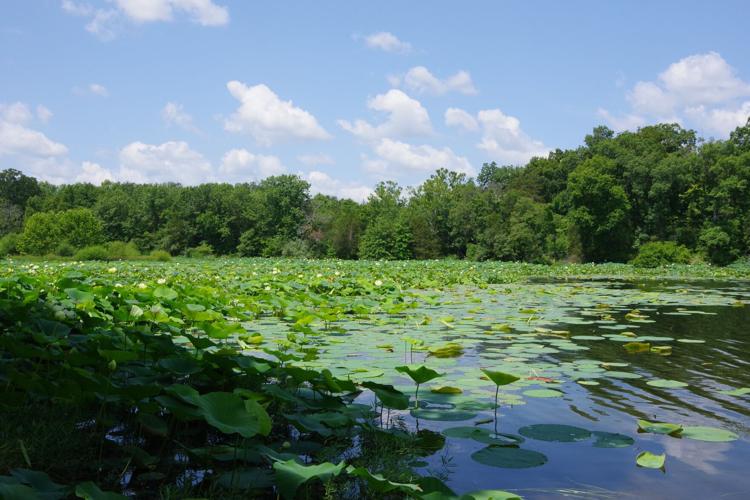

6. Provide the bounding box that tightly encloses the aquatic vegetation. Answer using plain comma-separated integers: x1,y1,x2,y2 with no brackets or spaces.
1,257,749,497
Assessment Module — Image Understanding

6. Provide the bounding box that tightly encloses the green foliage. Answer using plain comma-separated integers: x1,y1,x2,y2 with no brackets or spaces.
699,226,737,265
105,240,141,260
58,208,104,248
359,217,413,260
6,120,750,264
186,242,214,258
148,249,172,261
0,232,20,257
74,245,110,260
55,241,76,257
631,241,693,268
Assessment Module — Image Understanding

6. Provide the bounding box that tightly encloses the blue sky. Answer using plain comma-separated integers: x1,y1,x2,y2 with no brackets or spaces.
1,1,749,200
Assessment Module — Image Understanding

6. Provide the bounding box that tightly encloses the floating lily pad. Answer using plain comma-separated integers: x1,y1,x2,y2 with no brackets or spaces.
646,379,688,389
637,419,682,436
677,339,705,344
522,389,563,398
577,380,599,386
636,451,665,469
720,387,750,396
605,371,642,379
518,424,591,442
470,446,548,468
681,426,739,442
592,431,634,448
464,490,522,500
410,409,477,421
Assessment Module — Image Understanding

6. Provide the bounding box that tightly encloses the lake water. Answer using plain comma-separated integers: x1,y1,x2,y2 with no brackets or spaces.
256,279,750,499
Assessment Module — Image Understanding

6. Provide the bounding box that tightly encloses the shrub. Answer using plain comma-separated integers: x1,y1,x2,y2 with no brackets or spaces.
55,241,76,257
149,249,172,262
106,241,141,260
74,245,110,261
359,217,413,260
280,238,311,258
186,242,214,258
465,243,488,261
18,212,62,255
699,226,737,266
631,241,692,268
0,232,20,257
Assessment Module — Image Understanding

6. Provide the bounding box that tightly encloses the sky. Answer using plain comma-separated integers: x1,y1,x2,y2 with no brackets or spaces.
1,1,749,201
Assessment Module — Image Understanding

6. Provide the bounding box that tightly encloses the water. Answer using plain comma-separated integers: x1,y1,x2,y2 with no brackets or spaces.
255,279,750,499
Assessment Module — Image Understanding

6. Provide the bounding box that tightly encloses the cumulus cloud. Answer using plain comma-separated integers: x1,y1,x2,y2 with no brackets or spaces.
297,153,334,166
118,140,212,185
0,102,68,157
302,170,372,202
162,101,199,133
363,138,475,177
600,52,750,136
75,161,114,184
393,66,477,96
476,109,549,165
363,31,411,53
338,89,432,142
224,81,331,146
61,0,228,39
444,107,479,131
219,148,286,181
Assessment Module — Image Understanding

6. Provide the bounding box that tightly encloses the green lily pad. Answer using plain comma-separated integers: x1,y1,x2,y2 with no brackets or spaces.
646,379,688,389
410,409,477,421
518,424,591,442
605,371,642,379
482,369,520,386
522,389,563,398
681,426,739,442
719,387,750,396
592,431,634,448
676,339,705,344
637,419,682,436
464,490,522,500
636,451,665,469
470,446,548,468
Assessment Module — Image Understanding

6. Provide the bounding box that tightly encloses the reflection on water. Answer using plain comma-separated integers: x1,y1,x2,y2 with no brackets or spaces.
258,279,750,499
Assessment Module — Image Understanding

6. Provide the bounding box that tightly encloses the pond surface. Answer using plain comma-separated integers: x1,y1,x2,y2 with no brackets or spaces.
253,279,750,499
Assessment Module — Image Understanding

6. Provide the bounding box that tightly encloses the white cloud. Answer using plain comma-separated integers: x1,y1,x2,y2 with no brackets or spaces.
685,101,750,137
302,170,372,202
0,102,33,124
444,107,479,131
659,52,750,105
600,52,750,136
36,105,53,124
596,108,646,132
338,89,432,142
0,102,68,157
394,66,477,96
62,0,228,39
219,148,286,181
224,81,331,146
162,101,198,133
118,140,212,185
364,32,411,53
476,109,549,165
75,161,114,184
89,83,109,96
364,138,475,176
75,83,109,97
297,153,334,166
114,0,229,26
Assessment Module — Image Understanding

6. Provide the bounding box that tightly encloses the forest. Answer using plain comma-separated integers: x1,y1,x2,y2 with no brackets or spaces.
2,120,750,266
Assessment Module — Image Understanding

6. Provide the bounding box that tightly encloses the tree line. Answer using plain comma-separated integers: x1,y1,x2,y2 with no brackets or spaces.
2,120,749,265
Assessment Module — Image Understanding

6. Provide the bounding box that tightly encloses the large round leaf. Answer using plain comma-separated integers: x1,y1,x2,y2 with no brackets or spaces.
518,424,591,442
471,446,548,468
681,426,739,442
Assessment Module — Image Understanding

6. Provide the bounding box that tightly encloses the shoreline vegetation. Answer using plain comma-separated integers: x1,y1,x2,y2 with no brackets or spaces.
2,121,750,268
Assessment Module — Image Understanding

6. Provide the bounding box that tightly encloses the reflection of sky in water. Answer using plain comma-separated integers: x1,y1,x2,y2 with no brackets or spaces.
252,280,750,498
